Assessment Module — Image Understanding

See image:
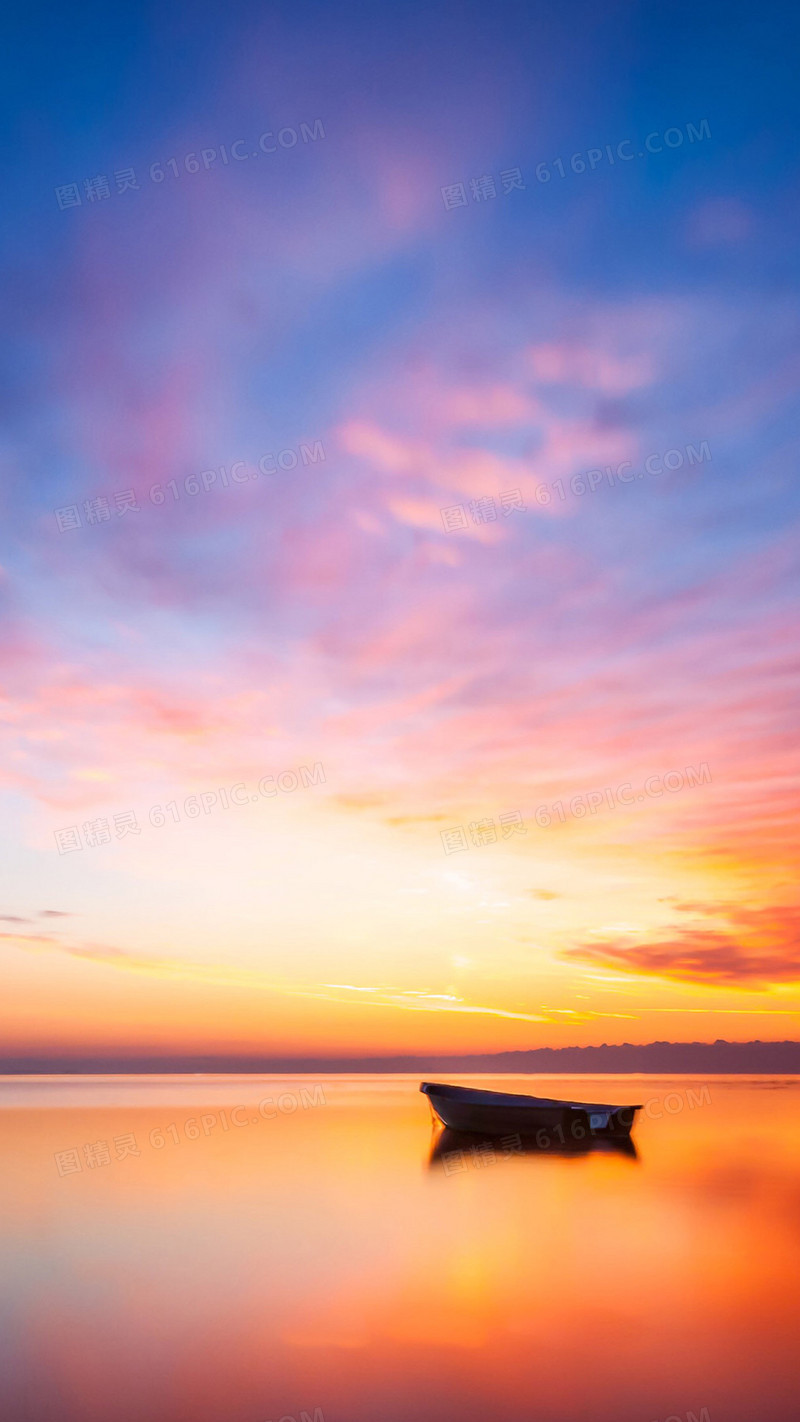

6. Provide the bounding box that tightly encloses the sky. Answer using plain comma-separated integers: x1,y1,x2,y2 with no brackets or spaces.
1,0,799,1060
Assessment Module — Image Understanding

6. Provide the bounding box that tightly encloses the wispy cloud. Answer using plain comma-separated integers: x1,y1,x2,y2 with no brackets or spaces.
9,932,551,1021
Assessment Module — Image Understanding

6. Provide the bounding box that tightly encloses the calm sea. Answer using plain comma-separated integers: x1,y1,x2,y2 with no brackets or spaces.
1,1074,798,1422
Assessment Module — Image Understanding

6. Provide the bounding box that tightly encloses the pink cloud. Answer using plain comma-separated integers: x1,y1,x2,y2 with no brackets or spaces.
5,274,799,891
528,342,654,394
387,495,505,541
8,495,798,832
337,421,421,473
433,384,538,426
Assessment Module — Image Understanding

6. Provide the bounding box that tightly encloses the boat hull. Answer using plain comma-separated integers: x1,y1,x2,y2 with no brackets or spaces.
420,1081,640,1139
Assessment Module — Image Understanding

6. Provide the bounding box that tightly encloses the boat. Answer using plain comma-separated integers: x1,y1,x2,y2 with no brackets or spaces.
420,1080,641,1140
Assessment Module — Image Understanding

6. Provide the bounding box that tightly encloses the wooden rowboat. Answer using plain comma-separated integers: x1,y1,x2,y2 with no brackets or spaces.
420,1080,641,1139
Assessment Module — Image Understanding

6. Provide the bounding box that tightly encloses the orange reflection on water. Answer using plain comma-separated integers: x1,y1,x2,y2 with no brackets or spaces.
1,1074,799,1422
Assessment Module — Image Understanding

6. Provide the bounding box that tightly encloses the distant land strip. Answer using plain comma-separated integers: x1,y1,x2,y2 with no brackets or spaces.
1,1039,799,1074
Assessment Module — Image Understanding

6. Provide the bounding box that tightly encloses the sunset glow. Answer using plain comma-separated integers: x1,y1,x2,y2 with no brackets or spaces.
1,4,799,1061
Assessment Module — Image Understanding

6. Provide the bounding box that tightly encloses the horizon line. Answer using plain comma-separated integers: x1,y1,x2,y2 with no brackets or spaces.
2,1039,799,1074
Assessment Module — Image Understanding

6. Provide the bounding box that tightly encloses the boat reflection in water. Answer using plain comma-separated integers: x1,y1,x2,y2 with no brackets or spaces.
428,1124,639,1169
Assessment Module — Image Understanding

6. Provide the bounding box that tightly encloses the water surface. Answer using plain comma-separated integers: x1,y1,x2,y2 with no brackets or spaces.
2,1074,798,1422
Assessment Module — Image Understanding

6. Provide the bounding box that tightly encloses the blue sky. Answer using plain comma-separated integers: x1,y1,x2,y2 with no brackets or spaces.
1,0,799,1058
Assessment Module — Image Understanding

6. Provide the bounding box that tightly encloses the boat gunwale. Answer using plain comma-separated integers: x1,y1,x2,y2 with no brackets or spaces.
420,1080,643,1112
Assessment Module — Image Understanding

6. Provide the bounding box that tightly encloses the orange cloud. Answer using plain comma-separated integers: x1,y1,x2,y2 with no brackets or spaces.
563,902,800,988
